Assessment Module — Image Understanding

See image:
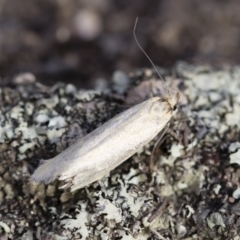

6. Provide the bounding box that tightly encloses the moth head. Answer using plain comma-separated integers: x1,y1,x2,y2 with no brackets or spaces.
150,97,172,116
167,92,180,111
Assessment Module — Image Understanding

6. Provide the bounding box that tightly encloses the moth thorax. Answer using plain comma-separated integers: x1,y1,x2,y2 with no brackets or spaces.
150,98,172,116
166,92,180,110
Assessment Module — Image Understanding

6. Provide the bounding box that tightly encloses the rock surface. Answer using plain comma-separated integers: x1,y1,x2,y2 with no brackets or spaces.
0,62,240,239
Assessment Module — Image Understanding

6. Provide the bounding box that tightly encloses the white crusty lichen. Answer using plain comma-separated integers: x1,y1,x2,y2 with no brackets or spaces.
0,63,240,239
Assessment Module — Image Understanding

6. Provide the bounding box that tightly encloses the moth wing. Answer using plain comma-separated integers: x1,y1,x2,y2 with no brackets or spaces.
60,167,110,191
31,97,161,186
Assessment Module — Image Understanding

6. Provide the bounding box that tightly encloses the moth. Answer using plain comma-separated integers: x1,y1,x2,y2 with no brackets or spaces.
31,94,179,191
31,18,180,191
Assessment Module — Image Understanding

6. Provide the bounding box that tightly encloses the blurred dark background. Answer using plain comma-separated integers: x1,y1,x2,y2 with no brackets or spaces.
1,0,240,88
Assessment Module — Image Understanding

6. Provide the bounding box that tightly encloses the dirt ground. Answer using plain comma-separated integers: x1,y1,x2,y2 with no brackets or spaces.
1,0,240,87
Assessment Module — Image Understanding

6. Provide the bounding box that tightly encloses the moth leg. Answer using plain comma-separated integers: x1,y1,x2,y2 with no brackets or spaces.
166,128,183,145
98,174,110,197
147,199,167,223
149,229,166,240
150,123,169,170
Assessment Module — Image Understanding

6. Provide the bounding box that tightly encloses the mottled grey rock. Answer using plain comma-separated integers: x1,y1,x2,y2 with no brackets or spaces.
0,63,240,239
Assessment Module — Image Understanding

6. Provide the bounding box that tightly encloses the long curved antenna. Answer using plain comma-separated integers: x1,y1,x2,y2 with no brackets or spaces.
133,17,170,96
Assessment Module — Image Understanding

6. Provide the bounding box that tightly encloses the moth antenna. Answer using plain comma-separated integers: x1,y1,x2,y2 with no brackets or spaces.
133,17,170,96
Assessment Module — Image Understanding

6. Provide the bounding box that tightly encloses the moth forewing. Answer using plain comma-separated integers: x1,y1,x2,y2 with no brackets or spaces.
31,94,179,191
31,98,152,184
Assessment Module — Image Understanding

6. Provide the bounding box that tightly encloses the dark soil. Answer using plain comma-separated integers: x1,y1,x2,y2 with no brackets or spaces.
1,0,240,88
